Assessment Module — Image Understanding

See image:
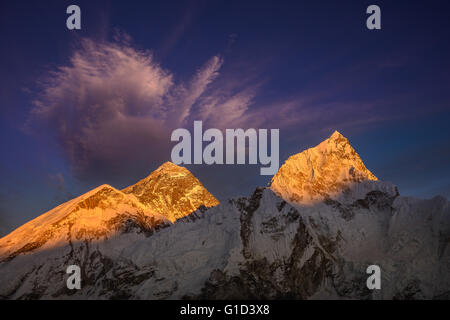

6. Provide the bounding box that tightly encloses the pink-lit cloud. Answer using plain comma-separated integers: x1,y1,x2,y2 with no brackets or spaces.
30,38,257,181
30,37,392,183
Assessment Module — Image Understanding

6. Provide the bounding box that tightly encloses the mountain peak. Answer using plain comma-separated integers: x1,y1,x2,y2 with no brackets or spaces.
329,130,344,140
270,131,377,205
159,161,186,171
123,163,219,221
153,161,190,177
327,130,352,147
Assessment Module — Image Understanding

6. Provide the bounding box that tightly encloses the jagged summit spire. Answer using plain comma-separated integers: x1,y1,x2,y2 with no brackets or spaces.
329,130,344,140
270,131,377,205
315,130,353,153
325,130,351,147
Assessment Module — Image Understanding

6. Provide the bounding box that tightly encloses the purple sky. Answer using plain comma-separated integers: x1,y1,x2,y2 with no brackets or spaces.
1,0,450,232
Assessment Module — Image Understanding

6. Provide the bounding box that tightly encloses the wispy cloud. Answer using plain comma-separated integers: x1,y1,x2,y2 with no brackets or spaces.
31,38,177,180
157,1,206,59
29,37,253,181
29,36,399,183
166,55,223,127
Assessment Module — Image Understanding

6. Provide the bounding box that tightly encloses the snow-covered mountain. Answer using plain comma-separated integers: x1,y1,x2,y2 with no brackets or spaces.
0,132,448,300
0,184,168,264
271,130,380,205
0,162,217,263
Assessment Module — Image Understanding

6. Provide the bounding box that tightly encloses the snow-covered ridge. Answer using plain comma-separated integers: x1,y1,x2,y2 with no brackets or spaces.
0,162,218,261
0,184,168,261
0,131,448,300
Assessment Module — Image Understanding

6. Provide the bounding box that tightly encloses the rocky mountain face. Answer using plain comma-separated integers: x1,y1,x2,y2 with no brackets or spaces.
271,131,378,205
198,188,449,299
0,132,448,300
123,162,219,222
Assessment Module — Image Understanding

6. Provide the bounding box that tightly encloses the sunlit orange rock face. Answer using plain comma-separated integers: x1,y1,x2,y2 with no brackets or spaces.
123,162,219,222
270,131,378,205
0,162,218,261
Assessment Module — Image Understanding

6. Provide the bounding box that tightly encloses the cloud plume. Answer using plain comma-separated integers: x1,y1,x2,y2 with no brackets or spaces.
30,36,391,185
30,38,258,183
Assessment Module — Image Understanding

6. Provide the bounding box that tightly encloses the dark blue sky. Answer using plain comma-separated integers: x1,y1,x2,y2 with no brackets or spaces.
1,0,450,231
